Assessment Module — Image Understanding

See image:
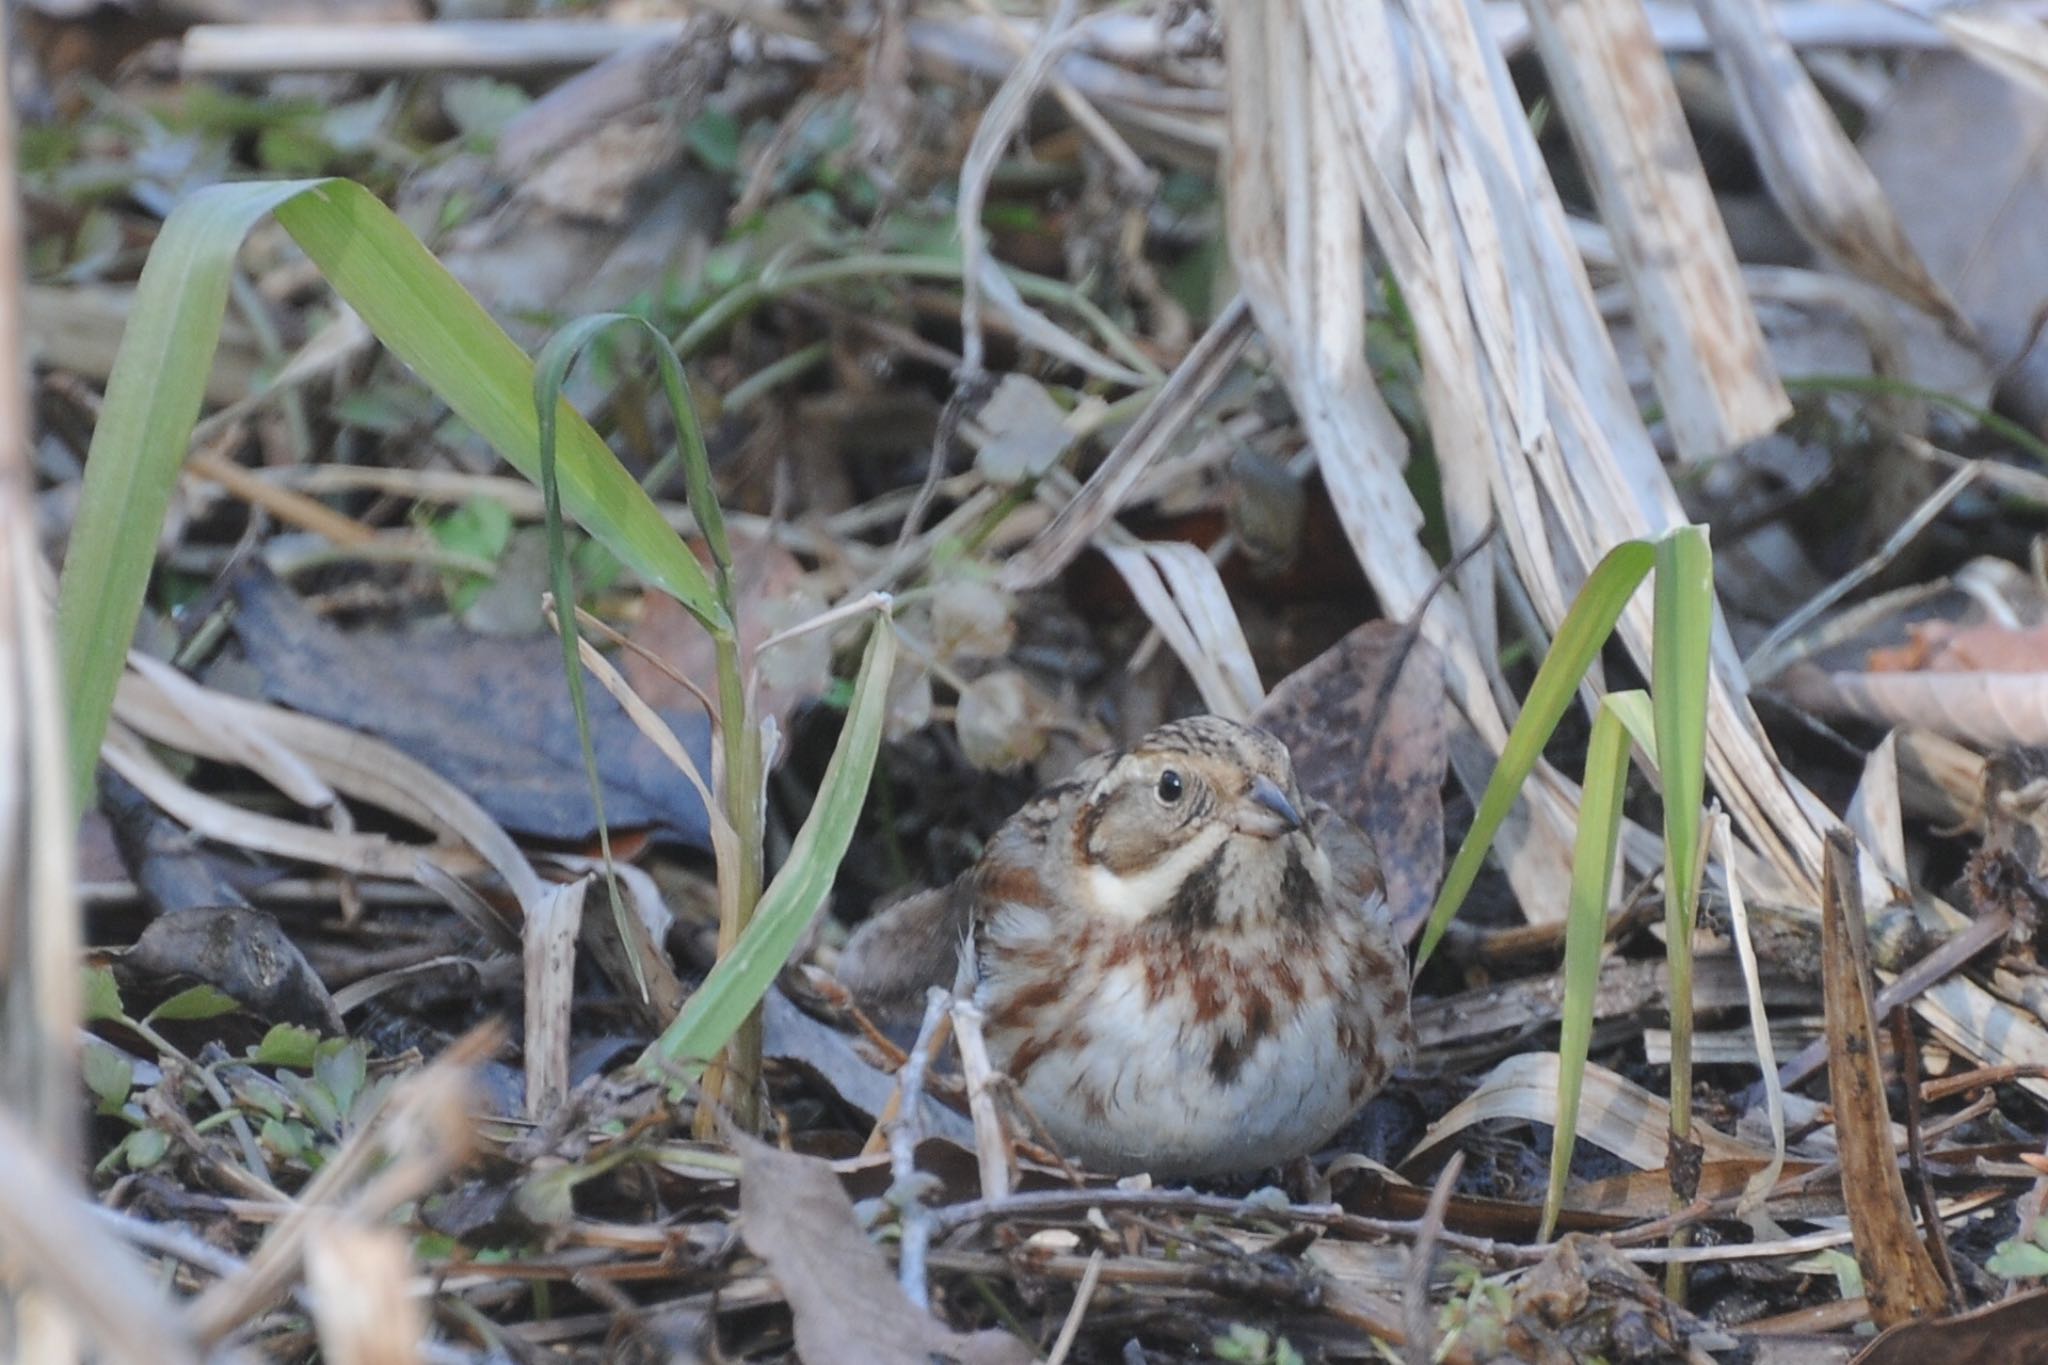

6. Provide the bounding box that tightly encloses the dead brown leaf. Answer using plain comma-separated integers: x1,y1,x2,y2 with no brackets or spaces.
1849,1285,2048,1365
1820,831,1952,1328
1866,621,2048,674
1506,1235,1691,1363
622,532,830,737
734,1132,1034,1365
1253,620,1447,935
1862,52,2048,430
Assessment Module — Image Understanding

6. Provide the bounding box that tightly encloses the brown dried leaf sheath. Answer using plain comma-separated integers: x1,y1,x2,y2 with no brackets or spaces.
1820,831,1951,1327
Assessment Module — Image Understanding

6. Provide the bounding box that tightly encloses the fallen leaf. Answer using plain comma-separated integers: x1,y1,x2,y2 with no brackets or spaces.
1849,1286,2048,1365
1866,620,2048,674
973,374,1075,484
734,1132,1033,1365
119,905,344,1036
225,566,713,847
1508,1234,1692,1363
1254,620,1447,935
1862,52,2048,429
621,532,829,739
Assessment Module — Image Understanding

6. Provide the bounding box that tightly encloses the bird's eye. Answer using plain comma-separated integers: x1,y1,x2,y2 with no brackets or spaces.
1156,770,1184,804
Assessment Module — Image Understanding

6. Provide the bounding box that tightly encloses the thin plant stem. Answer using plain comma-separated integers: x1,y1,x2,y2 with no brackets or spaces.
671,254,1163,381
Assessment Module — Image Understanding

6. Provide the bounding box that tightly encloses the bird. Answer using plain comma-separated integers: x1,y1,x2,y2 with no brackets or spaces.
836,715,1413,1178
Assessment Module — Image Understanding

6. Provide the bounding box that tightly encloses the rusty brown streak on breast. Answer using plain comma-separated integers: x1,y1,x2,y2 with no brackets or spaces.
977,859,1047,911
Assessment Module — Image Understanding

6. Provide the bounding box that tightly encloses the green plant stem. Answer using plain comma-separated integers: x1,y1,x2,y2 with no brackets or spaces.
709,628,765,1132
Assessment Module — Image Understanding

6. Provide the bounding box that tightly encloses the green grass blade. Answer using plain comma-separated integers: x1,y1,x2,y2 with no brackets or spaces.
531,313,711,1002
640,615,897,1080
272,184,723,627
56,180,317,797
1603,689,1658,763
57,178,726,803
1540,693,1637,1242
1415,539,1656,968
1653,526,1714,1146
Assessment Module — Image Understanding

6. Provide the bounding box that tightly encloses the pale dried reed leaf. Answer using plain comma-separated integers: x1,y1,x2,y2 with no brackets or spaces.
304,1216,425,1365
1847,732,1910,889
1521,0,1790,460
1285,0,1835,903
523,876,588,1119
1223,0,1588,919
3,519,82,1151
1002,295,1253,590
955,0,1151,387
1939,6,2048,100
1696,0,1967,331
1099,543,1261,718
114,667,547,916
1893,726,1985,830
1790,667,2048,748
0,1108,200,1365
126,652,335,810
101,723,426,880
1407,1052,1772,1170
1903,967,2048,1104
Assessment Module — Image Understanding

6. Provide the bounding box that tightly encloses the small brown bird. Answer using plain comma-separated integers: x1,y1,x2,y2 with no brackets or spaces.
838,715,1413,1178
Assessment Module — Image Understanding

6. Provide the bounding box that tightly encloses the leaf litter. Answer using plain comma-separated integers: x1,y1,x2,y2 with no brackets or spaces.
14,1,2048,1363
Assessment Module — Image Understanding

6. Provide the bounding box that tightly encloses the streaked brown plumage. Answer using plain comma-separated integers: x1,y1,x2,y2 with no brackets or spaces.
838,715,1413,1178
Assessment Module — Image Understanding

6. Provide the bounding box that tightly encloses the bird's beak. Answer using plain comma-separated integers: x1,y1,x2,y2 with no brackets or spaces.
1236,774,1304,838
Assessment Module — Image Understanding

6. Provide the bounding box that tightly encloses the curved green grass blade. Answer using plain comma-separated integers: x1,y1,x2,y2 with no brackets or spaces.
1414,539,1656,968
57,177,723,801
532,313,726,1002
57,180,316,800
640,615,896,1081
1539,693,1637,1242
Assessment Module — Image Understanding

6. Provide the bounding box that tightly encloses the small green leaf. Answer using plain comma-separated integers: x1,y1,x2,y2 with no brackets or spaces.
251,1022,320,1070
686,108,742,175
430,495,514,563
236,1075,289,1121
442,77,530,145
314,1039,368,1116
126,1126,171,1171
145,983,242,1024
1991,1238,2048,1279
286,1072,342,1136
1212,1325,1270,1364
261,1117,311,1161
81,1038,135,1112
82,964,125,1023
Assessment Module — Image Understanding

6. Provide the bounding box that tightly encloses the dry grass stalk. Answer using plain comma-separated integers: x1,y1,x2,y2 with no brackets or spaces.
1223,0,1587,916
0,1109,199,1365
1818,834,1952,1326
1694,0,1967,333
1234,0,1843,912
524,876,589,1118
1520,0,1792,461
0,17,86,1355
304,1216,426,1365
